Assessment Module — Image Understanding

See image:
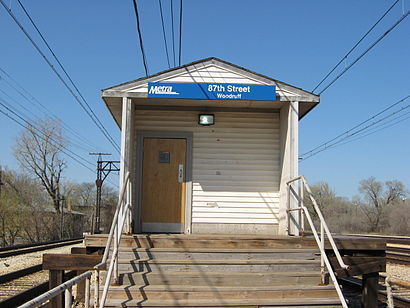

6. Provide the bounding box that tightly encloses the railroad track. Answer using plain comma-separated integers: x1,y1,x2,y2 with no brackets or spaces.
0,268,49,307
340,277,410,308
343,234,410,265
0,237,83,258
0,269,76,307
0,238,83,307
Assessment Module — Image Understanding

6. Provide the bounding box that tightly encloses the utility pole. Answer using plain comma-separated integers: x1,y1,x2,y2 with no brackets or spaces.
60,196,65,240
0,166,4,247
0,166,3,197
89,153,120,234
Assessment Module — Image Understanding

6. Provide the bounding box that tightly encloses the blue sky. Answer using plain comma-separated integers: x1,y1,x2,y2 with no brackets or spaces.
0,0,409,197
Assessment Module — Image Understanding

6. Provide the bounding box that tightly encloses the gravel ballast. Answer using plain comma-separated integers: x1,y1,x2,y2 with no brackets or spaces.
0,244,83,275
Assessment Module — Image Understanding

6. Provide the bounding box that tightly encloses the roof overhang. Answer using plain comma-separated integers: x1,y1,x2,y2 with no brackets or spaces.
102,58,319,127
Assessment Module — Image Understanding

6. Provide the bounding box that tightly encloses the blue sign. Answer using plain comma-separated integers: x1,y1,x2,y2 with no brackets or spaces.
147,82,276,101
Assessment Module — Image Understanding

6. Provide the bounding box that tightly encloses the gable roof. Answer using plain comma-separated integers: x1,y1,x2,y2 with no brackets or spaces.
102,57,319,122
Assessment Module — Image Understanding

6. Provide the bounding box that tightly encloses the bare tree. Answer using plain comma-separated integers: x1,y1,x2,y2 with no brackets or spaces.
304,182,336,217
64,182,118,233
388,199,410,235
14,119,66,213
0,169,57,244
304,182,365,233
0,170,24,246
358,177,407,232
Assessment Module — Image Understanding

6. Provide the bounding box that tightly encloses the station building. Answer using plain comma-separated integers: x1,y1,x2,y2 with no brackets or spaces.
42,59,384,308
101,57,319,235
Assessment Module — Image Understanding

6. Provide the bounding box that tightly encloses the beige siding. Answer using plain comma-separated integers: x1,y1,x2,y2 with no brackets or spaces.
135,110,280,225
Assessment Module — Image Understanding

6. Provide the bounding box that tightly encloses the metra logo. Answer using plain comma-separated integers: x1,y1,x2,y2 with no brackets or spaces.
149,85,179,95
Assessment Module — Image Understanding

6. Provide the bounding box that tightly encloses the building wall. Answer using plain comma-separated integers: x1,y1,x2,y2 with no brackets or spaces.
135,109,281,233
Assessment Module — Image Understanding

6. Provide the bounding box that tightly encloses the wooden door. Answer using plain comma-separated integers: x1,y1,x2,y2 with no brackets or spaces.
141,138,186,233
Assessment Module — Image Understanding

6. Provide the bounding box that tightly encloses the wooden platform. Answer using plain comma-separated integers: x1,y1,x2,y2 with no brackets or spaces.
84,234,386,278
79,234,386,307
85,233,386,250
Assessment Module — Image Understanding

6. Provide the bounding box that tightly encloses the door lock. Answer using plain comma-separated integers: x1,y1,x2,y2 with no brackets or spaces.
178,164,184,183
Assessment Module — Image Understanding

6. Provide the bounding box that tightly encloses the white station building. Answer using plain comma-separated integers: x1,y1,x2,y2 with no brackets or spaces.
102,57,319,235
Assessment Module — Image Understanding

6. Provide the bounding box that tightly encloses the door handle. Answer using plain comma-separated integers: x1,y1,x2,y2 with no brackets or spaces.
178,164,184,183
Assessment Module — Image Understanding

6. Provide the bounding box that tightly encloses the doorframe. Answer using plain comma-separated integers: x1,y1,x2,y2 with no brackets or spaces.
135,131,193,234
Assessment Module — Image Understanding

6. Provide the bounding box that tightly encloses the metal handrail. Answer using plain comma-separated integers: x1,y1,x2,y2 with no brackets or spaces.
287,176,349,269
385,276,394,308
287,175,349,308
93,171,131,308
18,270,92,308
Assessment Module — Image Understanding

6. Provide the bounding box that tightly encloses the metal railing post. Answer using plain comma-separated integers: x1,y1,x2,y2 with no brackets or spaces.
320,221,325,284
85,275,90,308
126,180,132,234
94,269,99,308
287,184,290,235
113,222,119,284
301,181,305,235
65,287,72,308
297,181,302,236
385,276,394,308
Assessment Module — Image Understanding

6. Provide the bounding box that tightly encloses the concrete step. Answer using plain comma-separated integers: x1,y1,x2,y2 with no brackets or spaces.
119,271,322,286
104,284,339,302
116,248,319,262
117,259,321,273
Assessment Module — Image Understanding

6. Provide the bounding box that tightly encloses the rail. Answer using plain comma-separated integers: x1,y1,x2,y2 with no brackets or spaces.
0,238,83,258
287,175,349,308
17,270,92,308
381,274,410,308
94,171,131,308
341,276,410,308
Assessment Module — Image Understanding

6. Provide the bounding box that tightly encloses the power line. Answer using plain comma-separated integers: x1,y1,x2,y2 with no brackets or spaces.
0,97,119,187
158,0,171,68
0,67,100,153
317,11,409,95
312,0,400,93
0,97,95,168
0,67,49,113
0,0,120,152
0,92,93,152
300,95,410,161
178,0,183,66
301,94,410,157
14,0,119,152
170,0,176,67
132,0,149,76
15,0,118,153
326,110,410,151
0,106,95,172
0,88,34,120
0,99,95,171
0,73,95,151
302,111,410,161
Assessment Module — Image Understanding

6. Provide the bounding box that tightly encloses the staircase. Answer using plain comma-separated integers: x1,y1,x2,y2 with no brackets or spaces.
87,234,343,307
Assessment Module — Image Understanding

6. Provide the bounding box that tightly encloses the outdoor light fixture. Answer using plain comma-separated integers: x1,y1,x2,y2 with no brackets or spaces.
198,114,215,126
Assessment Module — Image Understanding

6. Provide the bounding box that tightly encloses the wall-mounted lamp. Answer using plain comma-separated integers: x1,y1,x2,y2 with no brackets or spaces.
198,114,215,126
